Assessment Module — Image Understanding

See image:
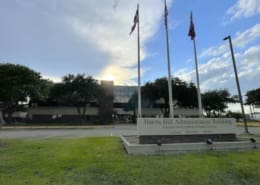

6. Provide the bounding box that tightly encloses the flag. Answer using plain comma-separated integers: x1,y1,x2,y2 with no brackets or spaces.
130,7,139,35
188,12,196,40
164,0,168,28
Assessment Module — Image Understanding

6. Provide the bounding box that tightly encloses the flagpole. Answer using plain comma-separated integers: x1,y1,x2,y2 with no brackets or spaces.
193,39,203,117
188,12,203,117
164,0,174,118
137,4,142,118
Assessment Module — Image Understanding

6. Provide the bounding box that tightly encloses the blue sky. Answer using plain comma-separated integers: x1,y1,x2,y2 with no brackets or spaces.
0,0,259,96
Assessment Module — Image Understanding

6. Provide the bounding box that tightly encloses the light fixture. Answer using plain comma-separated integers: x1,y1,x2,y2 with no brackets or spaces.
223,35,230,40
250,138,256,143
206,138,213,145
157,139,162,146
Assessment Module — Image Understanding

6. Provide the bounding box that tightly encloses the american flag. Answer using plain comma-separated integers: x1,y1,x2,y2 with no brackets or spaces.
130,7,139,35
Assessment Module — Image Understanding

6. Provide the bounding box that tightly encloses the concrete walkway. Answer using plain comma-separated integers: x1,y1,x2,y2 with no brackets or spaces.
0,125,259,139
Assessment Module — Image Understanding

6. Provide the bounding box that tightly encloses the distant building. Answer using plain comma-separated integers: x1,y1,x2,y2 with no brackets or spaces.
251,104,260,120
99,80,114,122
114,85,137,103
22,80,200,123
226,103,260,120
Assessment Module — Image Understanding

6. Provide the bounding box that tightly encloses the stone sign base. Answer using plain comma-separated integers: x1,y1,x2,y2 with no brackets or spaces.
121,135,259,155
139,134,236,144
121,118,251,155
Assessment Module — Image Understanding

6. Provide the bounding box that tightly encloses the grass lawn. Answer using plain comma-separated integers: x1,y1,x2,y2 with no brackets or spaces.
0,137,260,185
237,121,260,127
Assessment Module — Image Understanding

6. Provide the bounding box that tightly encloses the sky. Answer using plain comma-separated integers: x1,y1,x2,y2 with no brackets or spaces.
0,0,260,97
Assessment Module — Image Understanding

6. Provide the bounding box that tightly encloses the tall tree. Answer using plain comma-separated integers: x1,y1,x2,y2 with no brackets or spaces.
30,79,54,105
202,89,234,117
142,77,197,117
0,63,43,124
49,74,100,122
245,88,260,105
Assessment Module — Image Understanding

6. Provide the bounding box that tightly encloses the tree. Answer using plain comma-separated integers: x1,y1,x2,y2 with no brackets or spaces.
142,77,197,117
49,74,100,122
202,89,234,117
226,111,242,121
30,79,54,105
0,63,43,124
174,80,197,108
246,88,260,105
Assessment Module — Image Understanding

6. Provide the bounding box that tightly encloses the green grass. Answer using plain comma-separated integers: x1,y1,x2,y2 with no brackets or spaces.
238,133,260,140
0,137,260,185
237,121,260,127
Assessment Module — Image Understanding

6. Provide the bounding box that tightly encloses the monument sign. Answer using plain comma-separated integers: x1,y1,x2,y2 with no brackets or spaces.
137,118,237,144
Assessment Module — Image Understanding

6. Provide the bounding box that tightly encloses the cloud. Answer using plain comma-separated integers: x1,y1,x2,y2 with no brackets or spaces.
9,0,173,85
199,45,228,59
42,75,62,83
234,24,260,47
237,46,260,79
226,0,260,22
175,24,260,94
175,44,260,95
61,0,173,85
199,24,260,58
175,57,232,92
195,29,260,93
175,68,193,82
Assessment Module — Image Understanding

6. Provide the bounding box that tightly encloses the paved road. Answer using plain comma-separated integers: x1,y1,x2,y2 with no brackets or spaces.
0,125,137,139
0,125,260,139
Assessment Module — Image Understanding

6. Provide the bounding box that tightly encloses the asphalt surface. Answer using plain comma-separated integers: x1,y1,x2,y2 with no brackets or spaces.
0,125,137,139
1,125,260,139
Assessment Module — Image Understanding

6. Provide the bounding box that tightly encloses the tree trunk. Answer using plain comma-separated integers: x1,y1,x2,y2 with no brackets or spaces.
0,111,5,126
2,109,12,124
132,108,136,123
7,111,12,124
82,105,87,121
76,105,87,123
160,104,169,117
206,110,210,117
213,111,217,117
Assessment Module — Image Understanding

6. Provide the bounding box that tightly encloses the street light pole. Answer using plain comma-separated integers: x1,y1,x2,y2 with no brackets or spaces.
223,35,249,134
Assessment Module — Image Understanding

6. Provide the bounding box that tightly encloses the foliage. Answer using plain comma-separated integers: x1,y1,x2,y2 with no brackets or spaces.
246,88,260,105
31,79,54,104
226,111,242,121
0,137,260,185
202,89,234,117
0,63,44,123
49,74,100,122
142,77,197,117
231,95,240,103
